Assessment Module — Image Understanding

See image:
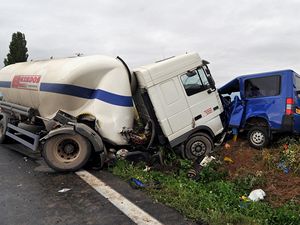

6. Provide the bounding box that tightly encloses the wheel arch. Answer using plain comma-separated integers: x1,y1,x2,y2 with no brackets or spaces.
170,125,215,148
245,116,270,130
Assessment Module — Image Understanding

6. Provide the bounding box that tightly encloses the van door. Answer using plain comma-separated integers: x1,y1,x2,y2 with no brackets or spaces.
179,67,223,130
293,72,300,133
243,75,283,130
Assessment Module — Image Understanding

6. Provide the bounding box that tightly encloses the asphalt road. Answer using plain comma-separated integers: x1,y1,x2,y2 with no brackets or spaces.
0,144,196,225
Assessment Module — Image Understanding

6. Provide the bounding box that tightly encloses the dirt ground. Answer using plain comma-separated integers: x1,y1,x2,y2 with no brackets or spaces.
219,139,300,206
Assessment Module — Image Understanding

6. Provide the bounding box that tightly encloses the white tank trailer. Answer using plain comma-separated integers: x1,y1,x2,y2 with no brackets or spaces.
0,53,225,171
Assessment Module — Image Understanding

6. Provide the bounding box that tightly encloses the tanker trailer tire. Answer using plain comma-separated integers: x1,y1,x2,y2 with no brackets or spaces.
42,133,91,172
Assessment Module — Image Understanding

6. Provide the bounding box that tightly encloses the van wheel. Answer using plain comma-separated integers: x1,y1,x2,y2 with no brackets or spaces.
247,127,269,149
184,133,213,160
0,114,8,144
42,133,91,172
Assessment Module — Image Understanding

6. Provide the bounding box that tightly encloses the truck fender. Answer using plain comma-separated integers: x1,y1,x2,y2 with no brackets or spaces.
73,123,106,154
40,123,106,154
40,126,76,142
169,125,215,148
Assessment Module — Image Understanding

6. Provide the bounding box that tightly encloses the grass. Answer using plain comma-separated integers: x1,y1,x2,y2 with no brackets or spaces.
111,158,300,225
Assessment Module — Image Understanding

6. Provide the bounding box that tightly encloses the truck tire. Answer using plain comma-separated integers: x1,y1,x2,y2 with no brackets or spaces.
247,126,269,149
0,113,8,144
184,133,213,160
42,133,91,172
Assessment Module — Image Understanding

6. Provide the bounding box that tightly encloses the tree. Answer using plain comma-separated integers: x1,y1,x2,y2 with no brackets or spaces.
4,32,28,66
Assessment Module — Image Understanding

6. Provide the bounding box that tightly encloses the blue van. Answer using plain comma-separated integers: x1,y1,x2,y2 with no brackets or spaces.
219,69,300,149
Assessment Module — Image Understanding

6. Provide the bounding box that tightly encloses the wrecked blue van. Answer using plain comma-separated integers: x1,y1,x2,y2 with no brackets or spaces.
219,69,300,149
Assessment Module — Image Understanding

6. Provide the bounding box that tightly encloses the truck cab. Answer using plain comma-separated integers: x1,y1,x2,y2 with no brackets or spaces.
133,53,224,159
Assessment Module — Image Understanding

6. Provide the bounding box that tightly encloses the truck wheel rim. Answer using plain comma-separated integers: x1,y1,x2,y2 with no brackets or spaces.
191,141,206,156
251,131,265,145
54,139,80,162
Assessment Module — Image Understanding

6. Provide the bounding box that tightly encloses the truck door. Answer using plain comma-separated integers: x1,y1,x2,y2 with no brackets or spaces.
180,67,223,129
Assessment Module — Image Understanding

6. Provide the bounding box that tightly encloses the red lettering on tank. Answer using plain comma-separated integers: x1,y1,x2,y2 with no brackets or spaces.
12,75,41,91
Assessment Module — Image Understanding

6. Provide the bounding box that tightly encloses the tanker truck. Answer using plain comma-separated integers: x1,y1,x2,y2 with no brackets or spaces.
0,53,225,172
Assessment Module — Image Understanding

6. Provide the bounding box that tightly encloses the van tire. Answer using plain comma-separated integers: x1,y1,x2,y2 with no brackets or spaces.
42,133,91,172
247,126,269,149
184,133,213,160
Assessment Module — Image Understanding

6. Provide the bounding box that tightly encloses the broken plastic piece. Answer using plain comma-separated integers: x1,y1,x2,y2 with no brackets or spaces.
224,156,234,163
116,149,129,159
239,195,250,202
129,178,146,189
58,188,71,193
143,166,151,172
248,189,266,202
200,156,215,167
278,161,289,174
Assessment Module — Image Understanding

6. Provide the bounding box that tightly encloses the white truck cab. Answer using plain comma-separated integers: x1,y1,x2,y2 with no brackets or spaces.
133,53,224,159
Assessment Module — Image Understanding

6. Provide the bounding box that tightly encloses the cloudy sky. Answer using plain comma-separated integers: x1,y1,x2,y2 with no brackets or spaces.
1,0,300,85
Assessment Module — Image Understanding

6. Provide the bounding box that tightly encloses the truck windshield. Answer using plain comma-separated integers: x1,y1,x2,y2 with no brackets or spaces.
181,68,210,96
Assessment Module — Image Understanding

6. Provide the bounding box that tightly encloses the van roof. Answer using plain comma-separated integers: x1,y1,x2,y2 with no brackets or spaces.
219,69,297,94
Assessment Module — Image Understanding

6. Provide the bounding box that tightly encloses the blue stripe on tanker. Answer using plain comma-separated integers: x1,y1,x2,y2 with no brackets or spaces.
0,81,133,107
0,81,11,88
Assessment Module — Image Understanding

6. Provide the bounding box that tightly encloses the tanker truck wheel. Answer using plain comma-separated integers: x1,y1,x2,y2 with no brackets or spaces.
42,133,91,172
184,133,213,160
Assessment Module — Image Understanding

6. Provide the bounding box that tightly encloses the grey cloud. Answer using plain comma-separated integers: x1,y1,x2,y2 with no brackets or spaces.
1,0,300,86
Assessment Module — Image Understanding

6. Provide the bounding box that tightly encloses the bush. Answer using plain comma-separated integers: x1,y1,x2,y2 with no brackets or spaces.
234,173,266,193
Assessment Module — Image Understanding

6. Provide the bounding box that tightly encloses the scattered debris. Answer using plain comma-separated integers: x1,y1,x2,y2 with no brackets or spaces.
223,156,234,163
129,178,161,190
239,195,251,208
224,143,231,149
17,184,22,187
248,189,266,202
129,178,146,189
58,188,71,193
116,149,129,159
143,166,151,172
188,156,215,179
200,156,215,167
277,161,289,174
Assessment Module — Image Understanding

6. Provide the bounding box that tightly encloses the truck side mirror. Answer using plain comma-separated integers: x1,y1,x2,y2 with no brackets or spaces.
207,75,216,89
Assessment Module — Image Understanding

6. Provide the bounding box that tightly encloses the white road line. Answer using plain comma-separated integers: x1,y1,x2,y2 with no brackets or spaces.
76,170,164,225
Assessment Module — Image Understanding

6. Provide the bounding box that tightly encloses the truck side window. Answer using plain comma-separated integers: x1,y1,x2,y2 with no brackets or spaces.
245,75,281,98
181,68,209,96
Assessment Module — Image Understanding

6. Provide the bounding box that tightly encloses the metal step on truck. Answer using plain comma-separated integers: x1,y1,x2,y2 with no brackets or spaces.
0,53,225,172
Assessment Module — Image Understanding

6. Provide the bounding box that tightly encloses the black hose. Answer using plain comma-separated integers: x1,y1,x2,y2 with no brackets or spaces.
116,56,131,83
146,119,156,150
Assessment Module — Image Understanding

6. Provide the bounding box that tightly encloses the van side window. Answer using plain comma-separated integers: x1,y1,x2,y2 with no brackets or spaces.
245,75,281,98
181,68,209,96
